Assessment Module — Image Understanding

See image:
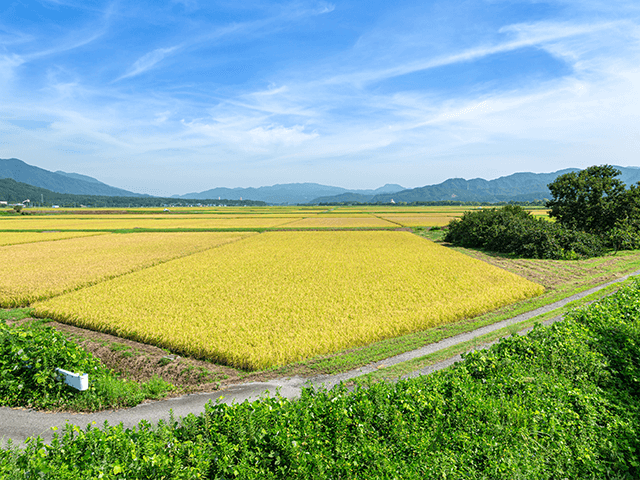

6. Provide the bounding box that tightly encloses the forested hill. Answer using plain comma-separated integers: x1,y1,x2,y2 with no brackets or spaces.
0,178,265,208
311,166,640,204
0,158,144,197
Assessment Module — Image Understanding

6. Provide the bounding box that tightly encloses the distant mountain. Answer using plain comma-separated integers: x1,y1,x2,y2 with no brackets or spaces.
55,171,103,184
0,158,145,197
0,178,265,207
176,183,405,205
362,166,640,204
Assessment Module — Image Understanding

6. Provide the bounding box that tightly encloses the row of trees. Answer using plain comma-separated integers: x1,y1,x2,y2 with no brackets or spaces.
445,165,640,258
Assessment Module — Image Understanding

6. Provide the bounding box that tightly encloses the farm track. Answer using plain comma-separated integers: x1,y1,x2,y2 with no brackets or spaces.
2,269,639,448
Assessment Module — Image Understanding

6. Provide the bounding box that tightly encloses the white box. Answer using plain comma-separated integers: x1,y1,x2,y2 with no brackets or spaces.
55,368,89,391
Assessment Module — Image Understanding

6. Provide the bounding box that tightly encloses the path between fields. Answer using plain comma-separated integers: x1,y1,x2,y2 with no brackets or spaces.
2,270,639,448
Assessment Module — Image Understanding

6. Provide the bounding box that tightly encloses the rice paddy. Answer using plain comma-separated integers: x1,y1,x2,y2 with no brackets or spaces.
0,232,253,306
1,205,548,370
34,230,544,370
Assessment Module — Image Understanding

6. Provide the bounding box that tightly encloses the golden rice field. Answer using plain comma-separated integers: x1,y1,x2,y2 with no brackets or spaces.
0,231,106,246
282,216,396,228
0,216,296,230
378,215,458,227
34,231,544,370
0,232,253,306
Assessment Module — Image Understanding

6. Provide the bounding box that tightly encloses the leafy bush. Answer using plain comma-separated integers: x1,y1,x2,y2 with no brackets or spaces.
0,320,172,411
0,320,105,408
444,205,606,259
3,281,640,478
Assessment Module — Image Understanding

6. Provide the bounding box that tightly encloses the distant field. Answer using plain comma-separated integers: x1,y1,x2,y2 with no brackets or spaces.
0,231,106,246
282,216,397,228
377,215,458,227
1,205,550,231
34,231,544,370
0,232,253,306
0,216,297,230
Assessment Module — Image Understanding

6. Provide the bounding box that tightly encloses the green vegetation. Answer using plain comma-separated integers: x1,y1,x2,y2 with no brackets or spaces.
3,280,640,478
547,165,640,235
0,319,173,411
445,166,640,259
444,204,605,259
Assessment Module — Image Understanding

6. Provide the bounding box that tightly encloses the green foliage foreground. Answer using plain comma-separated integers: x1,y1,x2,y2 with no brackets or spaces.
0,320,172,412
3,281,640,478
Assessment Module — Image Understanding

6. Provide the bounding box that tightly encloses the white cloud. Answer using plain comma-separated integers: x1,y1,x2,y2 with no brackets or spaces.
313,2,335,15
0,54,25,83
321,21,621,88
248,124,318,144
117,46,181,81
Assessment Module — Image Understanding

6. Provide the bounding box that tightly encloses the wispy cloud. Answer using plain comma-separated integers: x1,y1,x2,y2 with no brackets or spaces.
2,1,640,193
322,21,619,88
116,46,181,81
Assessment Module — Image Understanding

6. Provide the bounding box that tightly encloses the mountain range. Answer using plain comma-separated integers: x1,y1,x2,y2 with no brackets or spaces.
2,157,639,205
0,158,144,197
173,183,405,205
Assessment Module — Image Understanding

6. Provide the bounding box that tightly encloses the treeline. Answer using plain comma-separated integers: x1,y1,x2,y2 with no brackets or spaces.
0,178,266,208
3,280,640,478
444,205,606,259
445,166,640,259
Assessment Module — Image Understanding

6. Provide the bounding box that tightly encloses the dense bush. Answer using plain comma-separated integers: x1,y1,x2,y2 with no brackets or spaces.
3,281,640,479
444,205,606,259
0,320,105,408
0,320,172,411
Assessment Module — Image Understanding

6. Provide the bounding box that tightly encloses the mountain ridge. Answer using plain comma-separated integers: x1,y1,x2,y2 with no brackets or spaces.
174,183,405,205
313,167,640,204
0,158,145,197
2,157,639,205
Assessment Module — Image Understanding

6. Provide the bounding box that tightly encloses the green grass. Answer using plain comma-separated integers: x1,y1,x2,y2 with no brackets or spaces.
0,307,34,322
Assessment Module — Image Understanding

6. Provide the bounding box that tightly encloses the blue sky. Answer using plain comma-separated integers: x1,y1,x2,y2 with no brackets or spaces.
1,0,639,195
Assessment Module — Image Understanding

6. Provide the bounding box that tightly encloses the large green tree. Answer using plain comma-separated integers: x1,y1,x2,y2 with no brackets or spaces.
546,165,629,234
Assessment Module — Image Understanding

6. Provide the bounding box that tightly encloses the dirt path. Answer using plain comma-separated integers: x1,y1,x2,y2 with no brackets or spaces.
2,270,638,448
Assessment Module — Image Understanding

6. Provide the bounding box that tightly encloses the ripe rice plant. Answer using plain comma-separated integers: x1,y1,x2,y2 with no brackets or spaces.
0,232,254,306
0,216,295,230
0,231,106,246
34,231,544,370
283,217,396,228
378,215,458,227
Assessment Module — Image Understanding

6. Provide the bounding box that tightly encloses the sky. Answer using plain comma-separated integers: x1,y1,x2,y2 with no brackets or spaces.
1,1,640,196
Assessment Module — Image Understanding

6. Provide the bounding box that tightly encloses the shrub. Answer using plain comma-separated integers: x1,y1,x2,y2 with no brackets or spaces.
0,320,173,411
444,205,605,259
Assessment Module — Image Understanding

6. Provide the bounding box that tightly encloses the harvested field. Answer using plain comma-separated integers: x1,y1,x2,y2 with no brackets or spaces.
283,216,396,228
0,216,296,230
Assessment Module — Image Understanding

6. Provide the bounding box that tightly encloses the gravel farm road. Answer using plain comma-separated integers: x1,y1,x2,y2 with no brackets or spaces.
2,270,639,448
